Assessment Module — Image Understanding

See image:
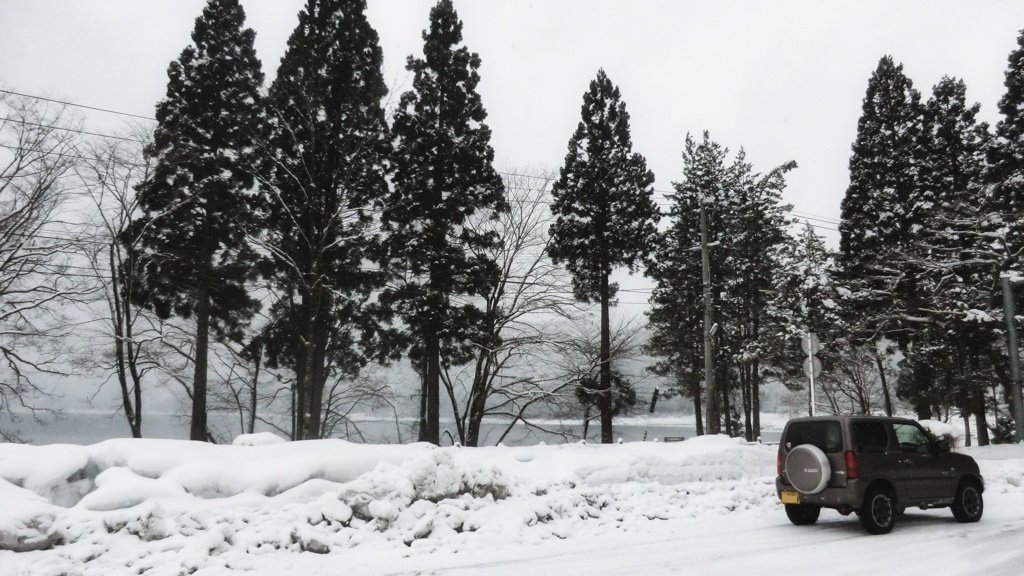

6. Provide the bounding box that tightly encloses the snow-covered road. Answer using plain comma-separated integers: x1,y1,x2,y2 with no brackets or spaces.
243,494,1024,576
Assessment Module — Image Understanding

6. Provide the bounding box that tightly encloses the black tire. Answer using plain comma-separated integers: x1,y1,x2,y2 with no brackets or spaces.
859,487,896,535
951,479,983,523
785,504,821,526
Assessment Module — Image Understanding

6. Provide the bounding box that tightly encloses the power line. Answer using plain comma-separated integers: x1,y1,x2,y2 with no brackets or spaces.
791,210,840,225
5,88,844,235
0,88,155,121
0,115,147,144
495,172,842,231
789,219,838,232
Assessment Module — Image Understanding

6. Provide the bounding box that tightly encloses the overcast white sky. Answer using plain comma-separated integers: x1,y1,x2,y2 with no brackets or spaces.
3,0,1024,248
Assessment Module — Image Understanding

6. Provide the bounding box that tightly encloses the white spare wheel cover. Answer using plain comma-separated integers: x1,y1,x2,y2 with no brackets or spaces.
786,444,831,494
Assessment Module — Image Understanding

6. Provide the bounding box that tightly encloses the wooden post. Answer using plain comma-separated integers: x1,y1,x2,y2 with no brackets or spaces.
701,202,720,434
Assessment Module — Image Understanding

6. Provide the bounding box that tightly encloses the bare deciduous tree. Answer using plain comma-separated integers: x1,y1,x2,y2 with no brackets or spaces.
816,341,893,416
320,367,402,442
440,170,582,446
550,313,647,440
75,129,160,438
0,91,96,440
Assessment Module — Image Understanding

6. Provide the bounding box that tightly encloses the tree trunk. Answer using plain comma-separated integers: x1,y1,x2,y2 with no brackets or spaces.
290,378,297,441
722,382,731,437
691,371,704,436
190,284,210,442
962,412,972,447
425,331,441,445
305,298,330,439
599,271,613,444
293,335,307,440
752,358,761,441
465,353,491,447
249,346,261,435
974,386,990,446
418,363,428,442
741,365,752,441
875,352,894,417
111,244,142,438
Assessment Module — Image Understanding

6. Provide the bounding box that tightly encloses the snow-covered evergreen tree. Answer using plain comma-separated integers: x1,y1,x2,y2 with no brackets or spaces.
725,153,796,439
915,76,992,317
129,0,264,441
838,56,926,345
647,132,795,440
381,0,506,445
900,77,993,431
842,62,997,426
774,223,885,417
645,134,728,436
258,0,394,440
977,29,1024,440
549,69,660,444
786,223,842,336
991,29,1024,254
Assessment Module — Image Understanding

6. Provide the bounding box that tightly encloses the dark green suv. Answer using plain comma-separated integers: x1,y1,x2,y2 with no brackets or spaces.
775,415,984,534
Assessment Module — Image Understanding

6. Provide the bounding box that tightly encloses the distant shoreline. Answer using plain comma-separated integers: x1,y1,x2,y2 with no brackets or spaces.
3,409,788,446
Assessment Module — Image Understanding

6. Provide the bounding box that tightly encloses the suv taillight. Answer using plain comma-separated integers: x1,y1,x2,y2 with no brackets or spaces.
845,450,859,479
777,448,783,477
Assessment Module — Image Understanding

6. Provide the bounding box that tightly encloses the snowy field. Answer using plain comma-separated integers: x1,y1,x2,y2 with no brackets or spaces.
1,431,1023,576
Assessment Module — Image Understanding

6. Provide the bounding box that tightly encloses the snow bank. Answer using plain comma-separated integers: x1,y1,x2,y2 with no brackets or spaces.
0,477,61,552
1,433,1022,575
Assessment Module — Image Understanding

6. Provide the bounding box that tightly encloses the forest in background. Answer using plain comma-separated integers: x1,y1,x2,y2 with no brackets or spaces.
1,0,1023,446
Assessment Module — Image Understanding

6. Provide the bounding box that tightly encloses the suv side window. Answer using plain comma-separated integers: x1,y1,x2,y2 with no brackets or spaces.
785,421,842,453
892,423,931,454
852,421,889,453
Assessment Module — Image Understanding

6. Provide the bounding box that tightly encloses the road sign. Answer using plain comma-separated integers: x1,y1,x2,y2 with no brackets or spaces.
800,332,820,355
803,356,822,378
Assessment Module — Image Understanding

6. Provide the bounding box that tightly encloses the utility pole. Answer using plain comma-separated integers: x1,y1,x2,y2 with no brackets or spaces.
1000,274,1024,443
701,201,720,434
802,332,821,417
808,336,815,417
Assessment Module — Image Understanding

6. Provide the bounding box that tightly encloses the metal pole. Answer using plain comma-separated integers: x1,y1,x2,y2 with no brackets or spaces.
807,332,816,417
1001,275,1024,443
701,202,720,434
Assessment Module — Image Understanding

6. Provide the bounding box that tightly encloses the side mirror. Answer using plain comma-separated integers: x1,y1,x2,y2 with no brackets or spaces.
935,439,951,454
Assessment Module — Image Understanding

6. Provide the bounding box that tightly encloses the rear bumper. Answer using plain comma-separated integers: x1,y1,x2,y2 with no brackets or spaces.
776,477,868,509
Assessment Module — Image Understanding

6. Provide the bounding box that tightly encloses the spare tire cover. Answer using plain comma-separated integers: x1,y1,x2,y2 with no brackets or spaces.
786,444,831,494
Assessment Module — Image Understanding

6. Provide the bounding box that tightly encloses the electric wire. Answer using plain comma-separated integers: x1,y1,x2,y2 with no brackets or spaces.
3,88,845,233
2,86,841,304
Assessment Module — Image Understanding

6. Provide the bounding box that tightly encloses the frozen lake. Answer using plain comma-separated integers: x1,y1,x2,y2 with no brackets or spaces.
4,410,785,446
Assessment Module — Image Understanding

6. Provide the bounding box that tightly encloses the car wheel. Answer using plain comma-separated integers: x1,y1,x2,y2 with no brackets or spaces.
859,487,896,535
785,504,821,526
951,479,983,523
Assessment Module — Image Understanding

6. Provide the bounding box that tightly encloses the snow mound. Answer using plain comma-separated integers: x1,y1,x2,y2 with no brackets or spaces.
0,478,61,552
232,432,287,446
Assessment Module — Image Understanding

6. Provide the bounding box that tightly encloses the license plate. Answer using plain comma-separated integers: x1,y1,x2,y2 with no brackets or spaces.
781,491,800,504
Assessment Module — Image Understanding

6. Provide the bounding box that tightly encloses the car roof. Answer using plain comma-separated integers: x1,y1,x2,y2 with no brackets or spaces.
783,415,918,425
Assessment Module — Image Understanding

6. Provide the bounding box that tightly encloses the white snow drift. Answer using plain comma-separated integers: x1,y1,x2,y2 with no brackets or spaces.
0,431,1022,575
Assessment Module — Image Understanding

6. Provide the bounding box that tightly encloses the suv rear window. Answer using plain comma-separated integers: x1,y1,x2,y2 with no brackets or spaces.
853,421,889,453
785,421,842,453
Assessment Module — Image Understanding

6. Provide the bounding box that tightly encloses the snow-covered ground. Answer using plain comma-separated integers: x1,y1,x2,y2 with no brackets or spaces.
1,430,1022,576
